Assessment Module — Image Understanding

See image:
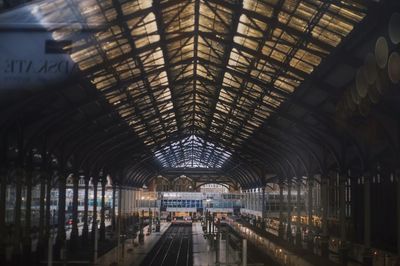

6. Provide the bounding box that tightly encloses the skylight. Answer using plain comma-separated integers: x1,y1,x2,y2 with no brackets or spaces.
155,135,231,168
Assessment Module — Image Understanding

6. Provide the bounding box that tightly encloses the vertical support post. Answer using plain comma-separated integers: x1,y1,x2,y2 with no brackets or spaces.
395,170,400,256
112,184,116,231
100,177,106,241
242,239,247,266
45,173,52,242
397,170,400,256
363,175,372,266
307,178,314,252
14,168,23,262
0,169,6,229
0,168,7,263
117,186,122,263
93,221,98,265
226,232,230,264
48,232,53,266
296,179,302,247
215,231,219,265
339,172,348,265
55,174,66,259
208,211,212,234
70,174,79,247
261,187,266,230
321,177,329,256
23,167,33,261
82,176,89,241
38,174,46,246
92,178,98,240
278,182,284,238
287,179,292,243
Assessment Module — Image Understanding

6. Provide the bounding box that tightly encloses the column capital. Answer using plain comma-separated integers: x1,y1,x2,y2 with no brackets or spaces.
321,177,328,185
92,177,99,186
101,176,108,186
72,172,80,182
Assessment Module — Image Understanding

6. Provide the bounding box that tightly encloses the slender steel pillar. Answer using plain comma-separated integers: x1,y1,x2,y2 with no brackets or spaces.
278,182,284,238
100,178,107,241
92,178,98,240
261,187,266,230
38,174,46,244
14,168,23,262
70,174,79,247
55,173,67,259
307,178,314,251
338,173,348,265
286,179,292,243
0,169,6,230
397,170,400,256
0,168,8,264
320,177,329,256
363,175,372,266
23,167,33,261
112,184,116,231
296,179,302,248
82,176,89,242
45,173,52,240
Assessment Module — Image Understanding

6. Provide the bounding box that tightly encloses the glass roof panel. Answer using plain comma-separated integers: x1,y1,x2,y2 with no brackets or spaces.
13,0,367,169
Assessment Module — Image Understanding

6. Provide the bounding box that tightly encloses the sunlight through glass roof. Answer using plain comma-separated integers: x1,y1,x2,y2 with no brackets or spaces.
14,0,367,169
155,135,232,168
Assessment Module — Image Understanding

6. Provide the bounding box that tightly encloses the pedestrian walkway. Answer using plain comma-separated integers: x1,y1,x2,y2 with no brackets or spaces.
96,222,171,266
192,222,243,266
192,222,216,266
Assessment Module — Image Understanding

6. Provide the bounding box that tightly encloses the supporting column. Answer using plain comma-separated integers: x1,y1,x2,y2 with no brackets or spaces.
55,174,67,259
38,174,46,247
307,178,314,251
92,178,98,240
44,171,54,262
363,175,372,266
13,168,24,263
23,168,33,262
320,177,329,256
45,173,52,241
70,174,79,248
286,179,292,243
112,184,116,231
242,239,247,266
395,170,400,257
278,182,285,238
338,172,348,265
117,186,122,263
100,177,107,241
295,180,302,248
0,168,7,262
261,187,266,230
82,176,89,241
397,170,400,257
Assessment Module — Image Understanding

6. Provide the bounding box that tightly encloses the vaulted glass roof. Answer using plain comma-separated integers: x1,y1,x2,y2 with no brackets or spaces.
17,0,367,168
155,135,231,168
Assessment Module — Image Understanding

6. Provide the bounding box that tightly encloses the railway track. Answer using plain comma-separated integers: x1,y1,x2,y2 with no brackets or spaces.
140,225,193,266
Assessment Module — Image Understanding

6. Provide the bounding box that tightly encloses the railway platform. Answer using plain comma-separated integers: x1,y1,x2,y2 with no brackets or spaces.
96,222,171,266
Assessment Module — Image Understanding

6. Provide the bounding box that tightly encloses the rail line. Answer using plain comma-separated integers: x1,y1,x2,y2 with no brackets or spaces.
140,225,193,266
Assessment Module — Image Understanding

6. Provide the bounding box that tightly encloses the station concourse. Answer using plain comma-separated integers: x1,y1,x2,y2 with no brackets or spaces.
0,0,400,265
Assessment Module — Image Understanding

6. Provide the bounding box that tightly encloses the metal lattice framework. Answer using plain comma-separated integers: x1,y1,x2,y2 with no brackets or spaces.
46,0,365,166
1,0,386,187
